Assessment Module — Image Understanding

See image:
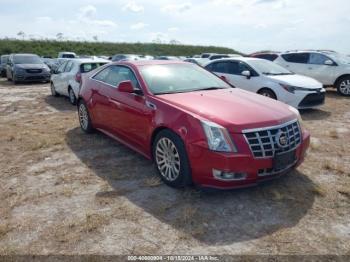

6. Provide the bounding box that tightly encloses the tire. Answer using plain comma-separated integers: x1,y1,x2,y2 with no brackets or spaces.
336,76,350,96
68,87,77,105
152,129,192,188
78,100,94,133
258,88,277,99
50,82,59,97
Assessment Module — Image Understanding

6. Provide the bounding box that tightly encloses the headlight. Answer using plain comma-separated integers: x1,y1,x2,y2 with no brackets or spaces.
14,67,25,74
280,83,311,93
201,120,237,152
288,105,304,130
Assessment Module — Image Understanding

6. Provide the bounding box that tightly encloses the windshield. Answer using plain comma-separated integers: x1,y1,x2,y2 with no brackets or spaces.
327,53,350,65
1,55,9,64
249,59,293,75
13,55,43,64
139,63,231,95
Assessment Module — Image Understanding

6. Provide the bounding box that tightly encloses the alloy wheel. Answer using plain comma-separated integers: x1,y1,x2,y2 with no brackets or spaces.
339,80,350,95
79,103,89,130
155,137,181,181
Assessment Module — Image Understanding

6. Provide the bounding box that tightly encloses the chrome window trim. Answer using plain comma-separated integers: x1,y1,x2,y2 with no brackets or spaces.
242,119,298,134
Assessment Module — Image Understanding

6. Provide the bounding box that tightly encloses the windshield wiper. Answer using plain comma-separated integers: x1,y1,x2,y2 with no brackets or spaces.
193,87,227,91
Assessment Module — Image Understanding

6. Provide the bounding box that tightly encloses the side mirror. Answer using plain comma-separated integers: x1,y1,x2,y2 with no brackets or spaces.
324,60,334,66
242,70,251,79
117,80,135,93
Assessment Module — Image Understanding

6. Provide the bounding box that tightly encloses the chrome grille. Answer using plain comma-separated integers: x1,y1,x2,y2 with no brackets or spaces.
243,120,301,158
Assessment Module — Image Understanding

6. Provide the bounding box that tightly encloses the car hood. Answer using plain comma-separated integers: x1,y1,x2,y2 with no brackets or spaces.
157,88,296,133
267,74,322,89
16,64,48,70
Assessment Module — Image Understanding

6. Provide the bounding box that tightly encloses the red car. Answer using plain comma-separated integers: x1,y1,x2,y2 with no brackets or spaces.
77,60,310,189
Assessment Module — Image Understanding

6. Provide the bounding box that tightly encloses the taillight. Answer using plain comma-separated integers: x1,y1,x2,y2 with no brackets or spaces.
75,73,82,83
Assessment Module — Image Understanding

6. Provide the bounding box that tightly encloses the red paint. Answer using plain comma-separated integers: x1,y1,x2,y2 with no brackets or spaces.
79,60,310,189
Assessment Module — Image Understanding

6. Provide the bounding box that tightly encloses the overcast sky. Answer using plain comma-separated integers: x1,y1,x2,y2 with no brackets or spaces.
0,0,349,54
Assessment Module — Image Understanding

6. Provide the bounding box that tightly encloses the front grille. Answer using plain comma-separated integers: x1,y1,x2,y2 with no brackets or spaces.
298,92,325,108
26,76,45,80
26,69,42,74
243,120,301,158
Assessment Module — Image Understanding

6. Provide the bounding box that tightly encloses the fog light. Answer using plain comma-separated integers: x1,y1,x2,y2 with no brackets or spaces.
213,169,247,181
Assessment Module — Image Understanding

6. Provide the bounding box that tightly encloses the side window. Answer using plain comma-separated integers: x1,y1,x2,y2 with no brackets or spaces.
211,62,229,74
64,61,74,72
93,66,113,82
94,66,140,89
227,62,240,75
282,53,309,64
308,53,330,65
57,62,67,73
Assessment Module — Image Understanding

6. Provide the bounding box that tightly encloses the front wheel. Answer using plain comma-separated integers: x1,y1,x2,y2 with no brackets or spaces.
68,87,77,105
78,101,94,133
152,130,192,188
336,76,350,96
51,82,59,97
258,88,277,99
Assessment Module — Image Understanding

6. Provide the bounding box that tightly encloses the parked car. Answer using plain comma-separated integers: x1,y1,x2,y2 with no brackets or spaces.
275,50,350,96
58,52,77,59
0,55,9,77
154,56,181,60
50,58,109,104
250,52,280,61
77,60,310,189
111,54,140,62
6,54,51,84
205,57,325,109
200,53,216,58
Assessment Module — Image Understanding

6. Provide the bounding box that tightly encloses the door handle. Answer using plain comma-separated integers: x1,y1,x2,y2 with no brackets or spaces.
108,98,121,108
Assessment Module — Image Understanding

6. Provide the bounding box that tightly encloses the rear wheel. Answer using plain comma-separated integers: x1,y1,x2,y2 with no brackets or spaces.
68,87,77,105
50,82,59,97
258,88,277,99
152,130,192,188
336,76,350,96
78,100,94,133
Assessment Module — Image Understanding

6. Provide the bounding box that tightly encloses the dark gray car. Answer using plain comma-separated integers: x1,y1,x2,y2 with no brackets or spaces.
6,54,51,84
0,55,9,77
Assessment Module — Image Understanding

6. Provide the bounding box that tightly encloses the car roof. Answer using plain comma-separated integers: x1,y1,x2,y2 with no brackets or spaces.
114,60,186,67
205,57,263,64
73,58,109,63
13,53,38,56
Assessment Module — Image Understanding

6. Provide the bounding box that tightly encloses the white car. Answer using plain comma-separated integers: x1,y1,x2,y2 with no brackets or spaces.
274,50,350,96
50,58,109,104
58,52,77,59
205,57,326,109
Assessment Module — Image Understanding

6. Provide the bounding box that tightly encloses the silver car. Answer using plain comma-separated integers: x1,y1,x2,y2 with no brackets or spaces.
6,54,51,84
50,58,109,104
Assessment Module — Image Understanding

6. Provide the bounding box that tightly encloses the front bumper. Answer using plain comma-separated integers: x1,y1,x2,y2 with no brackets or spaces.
187,130,310,189
14,72,51,82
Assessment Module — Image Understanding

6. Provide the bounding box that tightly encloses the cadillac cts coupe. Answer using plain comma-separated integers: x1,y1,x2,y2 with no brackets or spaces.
77,60,310,189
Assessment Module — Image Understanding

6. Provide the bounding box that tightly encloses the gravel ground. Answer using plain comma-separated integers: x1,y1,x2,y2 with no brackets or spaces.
0,79,349,255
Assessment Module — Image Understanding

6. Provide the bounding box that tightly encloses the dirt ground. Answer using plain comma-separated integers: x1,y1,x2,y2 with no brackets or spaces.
0,78,349,255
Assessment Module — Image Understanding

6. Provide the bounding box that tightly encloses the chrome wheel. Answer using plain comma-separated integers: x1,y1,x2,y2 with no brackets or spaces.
155,137,181,181
339,80,350,95
79,103,89,130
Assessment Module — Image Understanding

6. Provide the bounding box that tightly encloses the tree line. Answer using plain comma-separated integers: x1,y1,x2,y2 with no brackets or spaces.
0,39,242,58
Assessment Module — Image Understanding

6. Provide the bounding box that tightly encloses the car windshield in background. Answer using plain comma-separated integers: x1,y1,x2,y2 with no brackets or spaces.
13,55,43,64
249,59,293,75
61,54,75,58
139,63,230,95
80,63,107,73
328,53,350,65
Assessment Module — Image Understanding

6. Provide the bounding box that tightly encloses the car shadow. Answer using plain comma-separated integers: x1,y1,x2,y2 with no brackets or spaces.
66,127,316,245
300,108,331,121
44,95,76,112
